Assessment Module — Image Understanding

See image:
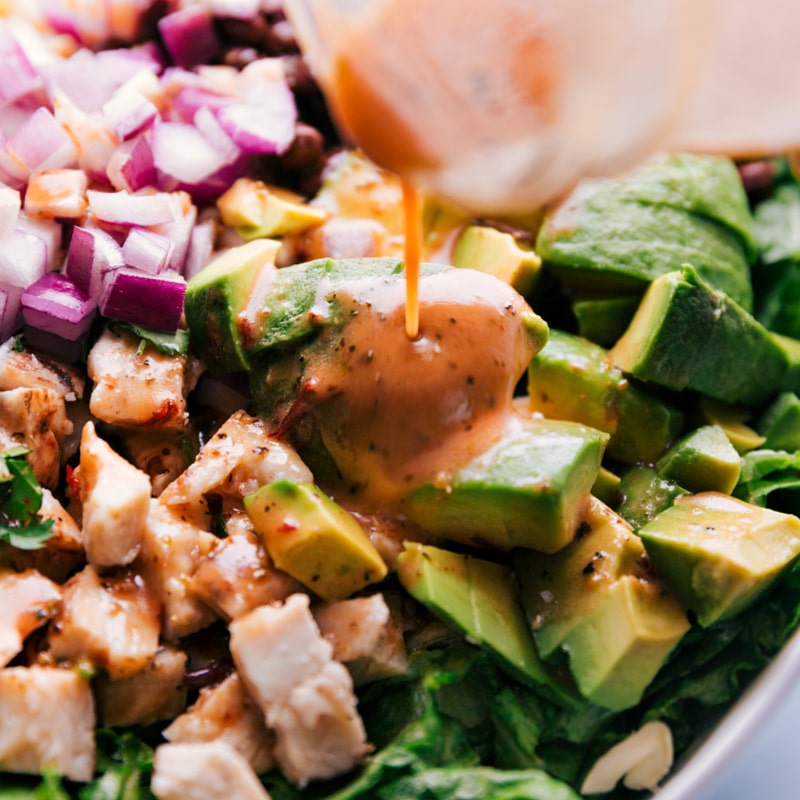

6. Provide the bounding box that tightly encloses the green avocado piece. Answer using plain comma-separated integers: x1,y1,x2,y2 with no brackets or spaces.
571,294,641,347
244,480,388,601
758,392,800,451
695,396,766,454
516,497,690,711
656,425,742,495
527,330,683,464
452,225,541,296
610,266,788,406
536,154,754,309
184,239,280,373
616,466,687,530
397,541,576,703
638,492,800,627
403,415,608,553
592,466,621,507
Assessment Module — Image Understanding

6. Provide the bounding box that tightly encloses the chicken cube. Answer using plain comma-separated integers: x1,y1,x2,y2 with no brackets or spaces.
269,661,369,787
159,411,312,507
0,339,85,401
229,594,331,709
48,565,160,679
163,672,275,774
151,742,272,800
79,421,151,568
95,646,188,728
192,513,302,621
0,387,71,488
0,666,95,782
0,569,62,667
313,594,409,686
87,328,190,429
137,499,217,640
117,428,196,496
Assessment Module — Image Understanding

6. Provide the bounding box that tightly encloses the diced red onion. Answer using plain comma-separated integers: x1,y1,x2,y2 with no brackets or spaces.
170,83,236,123
102,85,158,141
40,0,109,48
151,195,198,274
15,214,63,271
64,225,125,298
99,268,186,332
0,186,21,238
21,272,96,341
87,188,180,226
24,169,88,219
0,29,45,106
122,227,175,274
0,229,48,289
183,219,215,280
0,287,22,343
107,134,157,193
5,106,77,176
158,6,221,70
206,0,261,19
217,96,296,155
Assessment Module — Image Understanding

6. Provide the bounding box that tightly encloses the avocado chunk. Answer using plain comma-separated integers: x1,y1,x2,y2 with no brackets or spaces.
452,225,541,297
397,541,575,702
516,497,690,711
610,266,788,406
638,492,800,626
184,239,280,373
527,330,683,464
571,294,641,347
695,396,766,454
218,177,327,239
656,425,741,495
616,466,687,530
244,480,388,601
758,392,800,451
592,466,621,507
403,415,608,553
536,153,754,309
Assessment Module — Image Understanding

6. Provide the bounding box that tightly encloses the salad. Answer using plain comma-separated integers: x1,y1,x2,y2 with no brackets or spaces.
2,2,800,799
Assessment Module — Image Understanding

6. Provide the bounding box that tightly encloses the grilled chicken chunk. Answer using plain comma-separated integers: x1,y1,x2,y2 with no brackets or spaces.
48,565,160,679
87,328,191,430
0,666,95,782
152,741,272,800
0,569,62,668
79,421,151,568
163,672,275,774
0,340,85,401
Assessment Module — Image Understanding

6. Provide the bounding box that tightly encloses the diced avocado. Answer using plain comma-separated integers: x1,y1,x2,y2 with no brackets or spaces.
656,425,741,495
516,497,690,711
403,415,608,553
536,154,754,309
610,266,788,406
244,480,388,601
638,492,800,626
592,466,621,507
695,396,766,454
758,392,800,451
217,177,327,239
184,239,280,373
571,294,641,347
396,542,576,702
616,466,687,530
452,225,541,296
527,330,683,464
772,332,800,394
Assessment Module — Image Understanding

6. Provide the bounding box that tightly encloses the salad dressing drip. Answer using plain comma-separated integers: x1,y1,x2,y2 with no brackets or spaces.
401,180,422,340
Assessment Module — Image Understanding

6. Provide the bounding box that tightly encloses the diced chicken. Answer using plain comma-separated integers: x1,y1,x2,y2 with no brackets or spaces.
151,742,272,800
79,421,151,568
268,661,369,787
0,489,84,583
87,328,190,429
0,666,95,782
48,565,160,679
163,672,275,774
313,594,409,686
192,512,302,621
0,387,71,488
159,411,312,507
230,594,332,708
0,569,62,667
137,499,217,640
0,339,85,401
349,508,433,568
117,428,196,496
95,646,188,728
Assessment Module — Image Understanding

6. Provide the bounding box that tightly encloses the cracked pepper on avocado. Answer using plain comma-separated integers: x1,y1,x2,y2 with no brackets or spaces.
3,3,800,799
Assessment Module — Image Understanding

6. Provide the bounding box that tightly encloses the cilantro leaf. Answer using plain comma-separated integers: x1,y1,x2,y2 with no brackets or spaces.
0,448,55,550
108,322,190,358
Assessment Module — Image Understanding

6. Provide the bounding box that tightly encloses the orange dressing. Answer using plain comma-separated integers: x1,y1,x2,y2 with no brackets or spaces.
401,180,422,340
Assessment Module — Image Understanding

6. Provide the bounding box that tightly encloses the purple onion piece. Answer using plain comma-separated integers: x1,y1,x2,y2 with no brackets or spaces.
99,268,187,332
21,272,96,341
